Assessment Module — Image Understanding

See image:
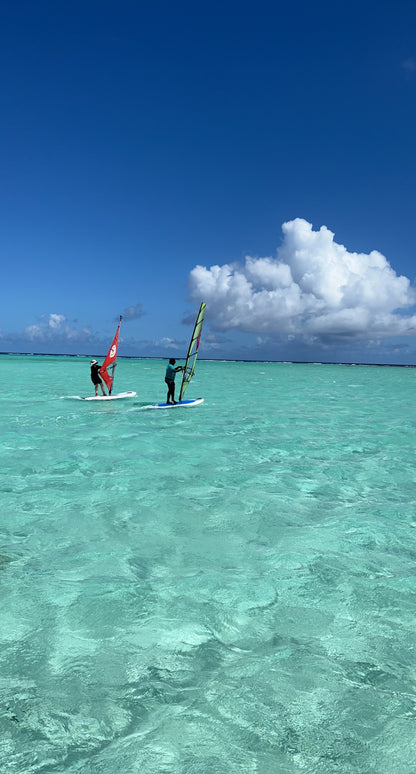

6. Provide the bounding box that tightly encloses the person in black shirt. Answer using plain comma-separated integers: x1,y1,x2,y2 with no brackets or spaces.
90,360,107,397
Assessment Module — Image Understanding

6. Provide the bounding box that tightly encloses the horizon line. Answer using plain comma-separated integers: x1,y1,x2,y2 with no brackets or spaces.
1,351,416,368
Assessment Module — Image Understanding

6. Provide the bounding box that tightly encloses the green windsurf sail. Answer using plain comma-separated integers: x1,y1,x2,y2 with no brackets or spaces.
179,302,206,401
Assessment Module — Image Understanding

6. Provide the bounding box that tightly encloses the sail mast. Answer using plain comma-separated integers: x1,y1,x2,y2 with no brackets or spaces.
179,302,206,401
99,315,122,395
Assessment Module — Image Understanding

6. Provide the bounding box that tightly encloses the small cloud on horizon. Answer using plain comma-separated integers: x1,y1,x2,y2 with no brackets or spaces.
24,313,93,343
121,303,145,321
156,337,181,350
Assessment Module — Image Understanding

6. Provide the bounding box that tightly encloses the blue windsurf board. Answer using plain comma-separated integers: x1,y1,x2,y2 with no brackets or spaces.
147,398,204,409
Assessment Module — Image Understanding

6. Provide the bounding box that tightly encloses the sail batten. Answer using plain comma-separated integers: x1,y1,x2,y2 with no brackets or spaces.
179,303,206,401
99,316,122,395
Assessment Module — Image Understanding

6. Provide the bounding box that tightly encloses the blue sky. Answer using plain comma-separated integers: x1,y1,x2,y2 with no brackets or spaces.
2,0,416,363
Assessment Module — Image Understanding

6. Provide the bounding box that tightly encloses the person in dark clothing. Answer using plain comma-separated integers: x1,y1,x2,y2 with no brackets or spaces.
90,360,107,397
164,358,183,404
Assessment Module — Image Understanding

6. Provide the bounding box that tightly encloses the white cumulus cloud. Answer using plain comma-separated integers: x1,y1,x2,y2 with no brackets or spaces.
188,219,416,342
48,313,66,330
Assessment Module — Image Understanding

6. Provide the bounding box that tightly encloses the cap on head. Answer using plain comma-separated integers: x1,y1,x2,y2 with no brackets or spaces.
91,359,97,364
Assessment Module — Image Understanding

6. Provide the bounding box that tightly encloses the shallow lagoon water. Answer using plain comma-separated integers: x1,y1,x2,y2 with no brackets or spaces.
1,355,416,773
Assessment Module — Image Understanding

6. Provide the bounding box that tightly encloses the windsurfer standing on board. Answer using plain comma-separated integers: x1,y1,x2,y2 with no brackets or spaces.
165,358,183,404
90,360,107,397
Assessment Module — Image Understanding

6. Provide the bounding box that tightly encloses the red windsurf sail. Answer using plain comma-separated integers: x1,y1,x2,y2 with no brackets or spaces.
99,316,122,394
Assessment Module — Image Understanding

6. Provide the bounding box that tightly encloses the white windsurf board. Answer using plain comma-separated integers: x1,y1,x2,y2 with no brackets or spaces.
79,391,137,401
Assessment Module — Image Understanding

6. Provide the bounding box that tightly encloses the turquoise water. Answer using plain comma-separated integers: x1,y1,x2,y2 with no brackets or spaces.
1,355,416,773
